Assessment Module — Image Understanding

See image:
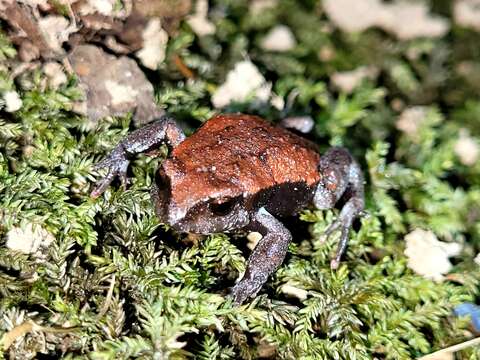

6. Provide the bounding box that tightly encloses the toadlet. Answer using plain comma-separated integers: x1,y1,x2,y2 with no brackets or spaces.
91,114,365,304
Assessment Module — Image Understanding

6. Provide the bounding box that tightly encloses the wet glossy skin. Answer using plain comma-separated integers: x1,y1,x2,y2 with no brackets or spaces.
91,114,365,304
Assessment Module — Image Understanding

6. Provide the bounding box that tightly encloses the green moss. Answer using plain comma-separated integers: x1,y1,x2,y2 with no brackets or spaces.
2,1,480,359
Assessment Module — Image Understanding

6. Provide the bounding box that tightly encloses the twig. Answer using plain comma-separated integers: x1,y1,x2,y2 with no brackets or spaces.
418,337,480,359
97,273,116,319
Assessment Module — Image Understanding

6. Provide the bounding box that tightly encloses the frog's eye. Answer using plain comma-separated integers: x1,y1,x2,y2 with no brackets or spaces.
209,197,237,216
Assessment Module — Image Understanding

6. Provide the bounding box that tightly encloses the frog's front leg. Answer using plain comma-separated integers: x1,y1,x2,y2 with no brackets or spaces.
91,117,185,197
314,147,365,269
231,208,292,305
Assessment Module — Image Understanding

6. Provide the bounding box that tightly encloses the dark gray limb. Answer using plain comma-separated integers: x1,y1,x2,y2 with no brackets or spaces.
91,117,185,198
231,208,292,305
313,147,365,269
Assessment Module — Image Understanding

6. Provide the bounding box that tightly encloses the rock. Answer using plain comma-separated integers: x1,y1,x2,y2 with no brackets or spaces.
280,116,314,133
331,66,379,94
2,90,22,112
211,60,272,108
6,223,55,255
323,0,449,40
404,229,461,281
454,129,479,166
68,44,164,125
250,0,278,15
247,231,263,250
454,0,480,32
187,0,215,36
135,18,169,70
395,106,428,140
260,25,297,52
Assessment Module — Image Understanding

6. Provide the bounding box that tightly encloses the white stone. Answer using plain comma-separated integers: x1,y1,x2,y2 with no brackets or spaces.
454,0,480,32
475,253,480,265
323,0,384,33
6,223,55,254
261,25,297,52
383,2,449,40
323,0,449,40
250,0,278,15
247,231,263,250
404,229,461,281
90,0,115,16
211,60,272,108
454,129,479,166
136,18,169,70
395,106,428,139
3,91,22,112
105,80,139,106
187,0,216,36
331,66,378,94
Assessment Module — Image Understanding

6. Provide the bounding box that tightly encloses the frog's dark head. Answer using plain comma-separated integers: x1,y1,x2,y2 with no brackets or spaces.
151,159,250,234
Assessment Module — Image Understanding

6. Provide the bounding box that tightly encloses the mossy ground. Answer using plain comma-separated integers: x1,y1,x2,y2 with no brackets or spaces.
1,1,480,359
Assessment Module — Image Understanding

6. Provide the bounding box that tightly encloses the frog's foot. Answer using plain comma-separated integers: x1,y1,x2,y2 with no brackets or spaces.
229,208,292,305
231,274,266,305
91,147,129,198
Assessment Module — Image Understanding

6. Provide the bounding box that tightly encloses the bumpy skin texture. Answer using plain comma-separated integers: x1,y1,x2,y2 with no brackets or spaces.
91,113,365,305
156,114,321,233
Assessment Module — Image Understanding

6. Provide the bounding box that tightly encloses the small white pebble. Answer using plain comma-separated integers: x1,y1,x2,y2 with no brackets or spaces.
454,0,480,32
395,106,428,140
3,91,22,112
404,228,461,281
331,66,378,94
323,0,449,40
280,115,314,133
260,25,297,52
247,231,263,250
187,0,216,36
212,60,272,108
136,18,169,70
454,129,479,166
90,0,114,16
250,0,278,15
6,223,55,255
474,253,480,265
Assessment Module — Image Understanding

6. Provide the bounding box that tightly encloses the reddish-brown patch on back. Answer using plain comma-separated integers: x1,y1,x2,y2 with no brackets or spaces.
164,114,321,208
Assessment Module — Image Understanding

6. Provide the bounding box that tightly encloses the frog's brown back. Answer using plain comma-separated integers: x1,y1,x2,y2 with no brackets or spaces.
165,114,321,206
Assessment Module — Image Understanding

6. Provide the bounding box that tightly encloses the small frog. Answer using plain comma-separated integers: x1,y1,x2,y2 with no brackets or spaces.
91,114,364,304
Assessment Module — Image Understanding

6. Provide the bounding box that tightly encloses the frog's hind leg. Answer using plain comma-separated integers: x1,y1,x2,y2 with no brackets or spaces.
231,208,292,305
91,116,185,197
313,147,365,269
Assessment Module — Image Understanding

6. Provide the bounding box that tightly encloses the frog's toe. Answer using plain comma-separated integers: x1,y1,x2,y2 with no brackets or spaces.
322,218,351,270
230,279,262,306
91,157,129,198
